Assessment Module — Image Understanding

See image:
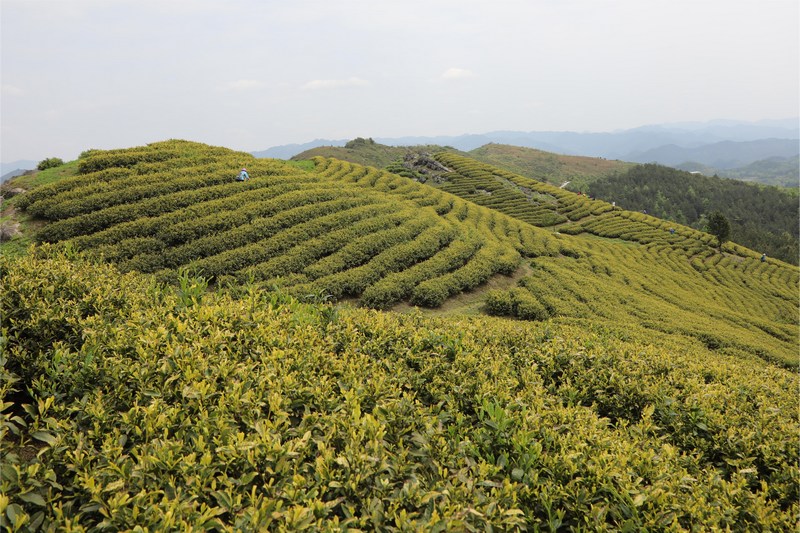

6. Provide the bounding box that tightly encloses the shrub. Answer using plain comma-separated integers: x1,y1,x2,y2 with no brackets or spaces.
36,157,64,171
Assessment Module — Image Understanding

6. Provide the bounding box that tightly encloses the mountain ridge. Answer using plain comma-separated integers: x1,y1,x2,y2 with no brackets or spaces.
251,119,799,163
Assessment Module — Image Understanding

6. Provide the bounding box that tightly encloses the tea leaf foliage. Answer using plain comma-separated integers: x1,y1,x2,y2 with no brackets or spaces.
1,249,797,530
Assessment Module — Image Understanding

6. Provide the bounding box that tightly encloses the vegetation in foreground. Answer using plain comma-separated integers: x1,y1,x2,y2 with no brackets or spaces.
1,249,797,531
3,141,797,369
1,140,797,530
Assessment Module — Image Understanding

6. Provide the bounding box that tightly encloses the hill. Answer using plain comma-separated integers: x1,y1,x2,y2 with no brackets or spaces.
677,155,800,188
3,140,796,366
628,138,799,169
253,118,800,161
464,143,633,189
291,137,452,170
1,160,38,184
291,139,631,188
2,139,798,529
251,138,349,159
584,164,799,264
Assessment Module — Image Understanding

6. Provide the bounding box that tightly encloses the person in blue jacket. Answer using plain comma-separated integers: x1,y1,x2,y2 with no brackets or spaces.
236,168,250,181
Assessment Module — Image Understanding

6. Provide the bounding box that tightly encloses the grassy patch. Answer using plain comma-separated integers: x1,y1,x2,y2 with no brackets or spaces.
284,159,316,172
6,160,79,194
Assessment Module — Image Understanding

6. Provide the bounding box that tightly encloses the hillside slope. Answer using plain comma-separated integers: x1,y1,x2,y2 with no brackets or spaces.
424,152,798,367
12,140,571,312
291,139,632,189
584,164,799,265
1,250,797,530
291,137,451,169
290,141,798,260
5,140,797,368
2,140,798,530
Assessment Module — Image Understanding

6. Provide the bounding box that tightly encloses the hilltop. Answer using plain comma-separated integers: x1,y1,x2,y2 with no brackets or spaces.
256,119,799,186
290,137,454,170
291,139,631,188
1,139,797,529
290,138,798,264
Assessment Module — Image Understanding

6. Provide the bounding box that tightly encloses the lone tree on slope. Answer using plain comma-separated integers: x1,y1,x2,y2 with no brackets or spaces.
706,211,731,248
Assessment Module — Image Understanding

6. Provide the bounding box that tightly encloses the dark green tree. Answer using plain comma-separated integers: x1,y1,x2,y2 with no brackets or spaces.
37,157,64,170
706,211,731,248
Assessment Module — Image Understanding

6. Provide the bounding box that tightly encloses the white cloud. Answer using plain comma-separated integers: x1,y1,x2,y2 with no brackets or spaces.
301,77,369,90
224,79,266,91
440,68,475,80
1,84,25,96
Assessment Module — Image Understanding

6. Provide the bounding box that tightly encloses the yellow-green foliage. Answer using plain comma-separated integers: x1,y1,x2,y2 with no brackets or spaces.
18,142,571,311
491,232,799,367
12,141,799,370
1,250,798,531
427,152,798,367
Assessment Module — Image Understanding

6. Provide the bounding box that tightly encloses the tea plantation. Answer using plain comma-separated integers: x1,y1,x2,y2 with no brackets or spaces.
1,140,798,530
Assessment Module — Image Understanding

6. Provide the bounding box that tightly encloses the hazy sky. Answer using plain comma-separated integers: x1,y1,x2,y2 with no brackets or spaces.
1,0,798,162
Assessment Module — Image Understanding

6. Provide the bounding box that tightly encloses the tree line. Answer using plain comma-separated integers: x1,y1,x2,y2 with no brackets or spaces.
586,164,799,264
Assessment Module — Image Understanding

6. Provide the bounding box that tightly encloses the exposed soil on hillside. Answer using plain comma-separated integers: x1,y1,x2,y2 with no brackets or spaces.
390,260,534,316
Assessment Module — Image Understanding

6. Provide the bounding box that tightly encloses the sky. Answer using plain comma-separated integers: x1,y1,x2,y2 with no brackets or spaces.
1,0,798,162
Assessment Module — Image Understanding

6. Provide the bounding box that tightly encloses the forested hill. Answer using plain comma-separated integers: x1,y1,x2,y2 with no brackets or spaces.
585,164,799,264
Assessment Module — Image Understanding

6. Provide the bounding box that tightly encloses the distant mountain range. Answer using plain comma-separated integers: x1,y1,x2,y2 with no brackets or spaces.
252,119,799,186
1,160,37,183
627,138,799,169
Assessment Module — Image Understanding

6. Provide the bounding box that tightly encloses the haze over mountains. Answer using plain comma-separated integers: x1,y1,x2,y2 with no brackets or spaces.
252,118,799,183
0,160,38,183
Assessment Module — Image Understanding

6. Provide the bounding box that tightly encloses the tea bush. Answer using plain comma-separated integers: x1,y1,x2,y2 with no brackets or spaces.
2,250,797,530
19,143,559,311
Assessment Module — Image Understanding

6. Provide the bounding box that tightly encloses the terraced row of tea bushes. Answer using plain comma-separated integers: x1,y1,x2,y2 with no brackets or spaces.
240,209,433,284
490,235,799,367
416,156,571,227
311,157,575,260
74,140,249,174
33,156,280,215
27,165,238,220
436,152,732,255
409,239,521,307
2,250,797,531
433,152,613,227
485,287,552,321
20,142,573,309
562,212,698,246
297,222,462,301
68,178,322,251
358,230,485,309
14,168,137,211
155,201,396,279
25,143,290,243
295,213,437,276
36,178,284,243
75,147,184,174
